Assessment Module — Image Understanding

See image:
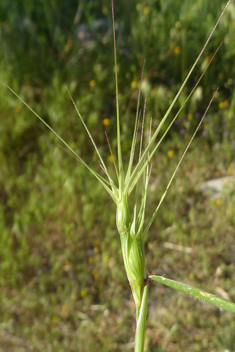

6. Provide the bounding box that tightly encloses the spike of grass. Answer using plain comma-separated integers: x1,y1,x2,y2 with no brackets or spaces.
0,0,233,351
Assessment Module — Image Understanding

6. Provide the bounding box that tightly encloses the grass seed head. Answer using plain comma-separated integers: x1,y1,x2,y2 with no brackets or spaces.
116,194,130,234
120,232,145,307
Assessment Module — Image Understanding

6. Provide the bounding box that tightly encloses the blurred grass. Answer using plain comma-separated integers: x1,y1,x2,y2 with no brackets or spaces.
0,0,235,351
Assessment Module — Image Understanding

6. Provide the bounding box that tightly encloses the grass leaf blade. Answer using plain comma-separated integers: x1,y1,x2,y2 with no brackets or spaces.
150,275,235,313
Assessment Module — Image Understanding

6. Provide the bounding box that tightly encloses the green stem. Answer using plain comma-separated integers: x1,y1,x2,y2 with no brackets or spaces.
136,306,140,322
134,283,149,352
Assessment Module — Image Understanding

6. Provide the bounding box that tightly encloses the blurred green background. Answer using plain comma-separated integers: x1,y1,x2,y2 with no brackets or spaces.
0,0,235,351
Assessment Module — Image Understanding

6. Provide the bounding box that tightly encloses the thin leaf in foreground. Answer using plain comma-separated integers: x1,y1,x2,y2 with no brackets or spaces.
150,275,235,313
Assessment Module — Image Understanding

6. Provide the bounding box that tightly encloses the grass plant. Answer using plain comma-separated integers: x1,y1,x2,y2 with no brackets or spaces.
0,0,234,351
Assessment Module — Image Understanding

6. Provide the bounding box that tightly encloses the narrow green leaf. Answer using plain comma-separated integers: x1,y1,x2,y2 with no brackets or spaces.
150,275,235,313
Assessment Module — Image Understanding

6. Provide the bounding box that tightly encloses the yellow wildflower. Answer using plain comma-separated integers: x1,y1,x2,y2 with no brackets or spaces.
167,150,174,158
92,269,99,280
224,99,229,107
103,118,110,126
219,101,225,109
143,6,150,15
89,80,96,87
174,46,181,54
94,246,99,253
81,290,87,297
61,304,67,312
108,155,114,162
94,273,99,280
131,81,138,89
102,7,108,14
187,113,193,120
88,257,94,264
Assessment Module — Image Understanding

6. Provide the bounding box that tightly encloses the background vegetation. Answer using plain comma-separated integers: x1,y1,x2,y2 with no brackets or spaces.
0,0,235,351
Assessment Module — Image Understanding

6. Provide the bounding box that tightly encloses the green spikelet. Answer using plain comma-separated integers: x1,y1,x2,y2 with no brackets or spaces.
120,232,145,307
116,195,130,234
116,188,146,307
117,195,145,307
